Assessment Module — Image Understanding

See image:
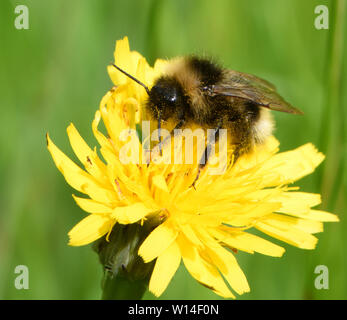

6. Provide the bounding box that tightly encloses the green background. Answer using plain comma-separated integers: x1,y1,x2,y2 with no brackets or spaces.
0,0,346,300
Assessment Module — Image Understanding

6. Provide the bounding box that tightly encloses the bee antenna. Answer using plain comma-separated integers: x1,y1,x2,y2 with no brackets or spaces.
110,63,150,96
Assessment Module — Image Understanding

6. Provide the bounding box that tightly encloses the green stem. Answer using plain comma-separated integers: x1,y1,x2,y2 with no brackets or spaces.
102,272,148,300
319,0,346,210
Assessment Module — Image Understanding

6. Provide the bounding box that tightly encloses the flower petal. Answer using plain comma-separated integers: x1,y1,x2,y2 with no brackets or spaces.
111,203,154,224
68,214,113,246
264,213,323,234
255,220,318,249
259,143,325,186
66,123,109,185
108,36,133,85
152,174,169,193
177,234,235,298
149,241,181,297
305,209,339,222
211,228,285,257
72,195,113,214
46,134,116,204
197,228,250,295
139,219,178,263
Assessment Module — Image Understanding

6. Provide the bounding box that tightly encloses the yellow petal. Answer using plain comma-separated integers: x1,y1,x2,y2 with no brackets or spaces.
180,224,204,247
259,143,325,186
139,220,178,263
133,57,151,102
111,203,154,224
46,134,116,204
221,202,282,227
305,209,339,222
68,214,113,246
264,213,323,234
197,228,250,295
208,245,250,295
66,123,109,185
100,99,128,145
149,241,181,297
274,192,321,214
72,195,113,214
212,228,285,257
92,110,111,150
152,174,169,193
108,36,132,85
255,220,318,249
177,234,235,298
233,135,280,171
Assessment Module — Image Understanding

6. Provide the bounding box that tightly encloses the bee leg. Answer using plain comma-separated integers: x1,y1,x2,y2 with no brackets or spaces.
154,118,185,153
191,165,203,189
229,138,252,167
231,145,241,164
192,125,221,188
158,112,162,156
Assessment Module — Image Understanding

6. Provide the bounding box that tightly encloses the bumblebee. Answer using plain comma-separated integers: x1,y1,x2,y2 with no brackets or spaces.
112,56,302,165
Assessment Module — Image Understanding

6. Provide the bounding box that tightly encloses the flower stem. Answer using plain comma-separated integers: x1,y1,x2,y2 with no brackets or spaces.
101,272,148,300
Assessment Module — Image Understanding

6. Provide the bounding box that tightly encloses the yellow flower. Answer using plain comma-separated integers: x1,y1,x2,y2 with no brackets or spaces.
47,37,338,299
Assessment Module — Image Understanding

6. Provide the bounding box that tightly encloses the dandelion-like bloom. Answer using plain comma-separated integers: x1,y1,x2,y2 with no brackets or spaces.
47,37,338,298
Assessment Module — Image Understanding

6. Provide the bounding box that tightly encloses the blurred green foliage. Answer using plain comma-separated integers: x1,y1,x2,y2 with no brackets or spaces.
0,0,346,300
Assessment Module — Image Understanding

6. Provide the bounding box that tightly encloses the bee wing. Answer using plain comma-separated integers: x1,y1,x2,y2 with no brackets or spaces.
226,70,277,91
209,70,303,114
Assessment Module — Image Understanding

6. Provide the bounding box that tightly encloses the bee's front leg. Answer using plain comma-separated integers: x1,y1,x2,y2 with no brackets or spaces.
152,118,185,155
192,124,221,188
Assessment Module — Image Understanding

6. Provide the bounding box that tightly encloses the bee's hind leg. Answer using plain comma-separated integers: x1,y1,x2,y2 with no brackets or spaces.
229,137,253,167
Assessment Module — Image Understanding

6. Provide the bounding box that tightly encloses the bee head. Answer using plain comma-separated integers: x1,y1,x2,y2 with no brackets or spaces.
110,63,187,124
148,77,186,120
